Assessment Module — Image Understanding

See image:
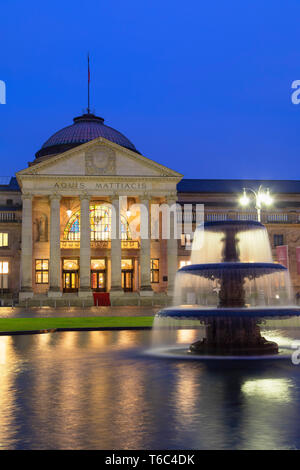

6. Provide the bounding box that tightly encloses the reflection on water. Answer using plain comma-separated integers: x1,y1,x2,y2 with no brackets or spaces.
241,379,292,402
1,330,300,449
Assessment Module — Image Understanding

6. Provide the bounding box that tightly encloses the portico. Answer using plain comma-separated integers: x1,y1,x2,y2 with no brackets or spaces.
17,136,182,305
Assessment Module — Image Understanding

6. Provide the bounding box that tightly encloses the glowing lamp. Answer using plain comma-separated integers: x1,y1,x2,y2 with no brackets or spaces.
239,189,250,206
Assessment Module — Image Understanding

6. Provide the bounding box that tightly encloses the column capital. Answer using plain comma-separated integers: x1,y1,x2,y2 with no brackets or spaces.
49,193,61,202
140,193,152,204
80,193,90,202
166,193,178,205
21,193,33,201
111,193,120,205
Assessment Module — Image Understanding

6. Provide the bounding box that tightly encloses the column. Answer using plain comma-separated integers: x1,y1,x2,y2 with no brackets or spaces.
110,195,123,294
20,194,33,299
48,194,62,297
79,194,92,297
167,196,178,295
139,195,153,296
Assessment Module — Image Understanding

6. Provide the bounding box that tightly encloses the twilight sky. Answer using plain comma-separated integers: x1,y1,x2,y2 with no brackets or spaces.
1,0,300,179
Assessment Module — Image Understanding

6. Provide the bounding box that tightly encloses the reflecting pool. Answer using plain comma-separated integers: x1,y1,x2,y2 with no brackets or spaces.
1,329,300,449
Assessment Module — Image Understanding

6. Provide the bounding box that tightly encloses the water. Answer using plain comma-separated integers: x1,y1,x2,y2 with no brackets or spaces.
175,221,293,307
1,329,300,449
191,222,273,264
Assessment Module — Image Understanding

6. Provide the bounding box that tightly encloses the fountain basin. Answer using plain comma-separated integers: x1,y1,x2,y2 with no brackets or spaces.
202,220,264,232
157,306,300,319
178,262,287,278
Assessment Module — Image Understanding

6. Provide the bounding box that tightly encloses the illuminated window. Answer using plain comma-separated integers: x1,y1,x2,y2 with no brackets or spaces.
0,261,9,289
180,234,191,247
90,204,111,241
0,233,8,247
122,259,133,270
179,260,192,269
63,259,79,271
64,213,80,240
91,259,106,270
35,259,49,284
64,204,131,241
151,259,159,283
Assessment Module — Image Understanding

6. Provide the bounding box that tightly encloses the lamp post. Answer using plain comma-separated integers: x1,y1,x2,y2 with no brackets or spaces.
239,185,273,222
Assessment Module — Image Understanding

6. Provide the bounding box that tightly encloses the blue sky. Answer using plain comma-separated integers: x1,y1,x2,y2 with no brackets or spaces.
1,0,300,179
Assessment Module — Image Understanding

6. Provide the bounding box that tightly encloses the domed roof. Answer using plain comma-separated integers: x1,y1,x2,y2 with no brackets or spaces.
35,113,139,159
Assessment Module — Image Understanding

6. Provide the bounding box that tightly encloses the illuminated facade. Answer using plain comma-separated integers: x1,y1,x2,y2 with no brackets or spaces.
1,113,300,305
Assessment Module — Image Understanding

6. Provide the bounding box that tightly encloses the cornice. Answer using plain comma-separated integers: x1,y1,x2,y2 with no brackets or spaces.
17,174,182,183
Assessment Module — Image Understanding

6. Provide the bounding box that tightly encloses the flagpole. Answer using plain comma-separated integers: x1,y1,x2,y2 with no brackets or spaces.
87,53,90,114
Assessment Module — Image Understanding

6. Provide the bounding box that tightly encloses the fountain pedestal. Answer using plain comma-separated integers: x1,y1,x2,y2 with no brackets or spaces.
189,317,278,355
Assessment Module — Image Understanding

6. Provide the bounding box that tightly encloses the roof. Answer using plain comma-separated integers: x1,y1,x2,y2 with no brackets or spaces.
177,179,300,194
0,177,20,192
35,113,140,159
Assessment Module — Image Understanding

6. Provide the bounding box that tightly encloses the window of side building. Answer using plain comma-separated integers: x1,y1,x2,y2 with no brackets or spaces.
151,259,160,283
180,233,191,247
273,234,284,247
0,261,9,290
0,233,8,247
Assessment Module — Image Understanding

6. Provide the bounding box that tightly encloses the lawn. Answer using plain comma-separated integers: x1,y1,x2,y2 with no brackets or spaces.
0,316,154,333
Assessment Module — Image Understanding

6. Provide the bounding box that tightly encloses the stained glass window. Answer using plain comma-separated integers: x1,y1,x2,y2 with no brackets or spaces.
63,259,79,270
64,204,131,241
64,213,80,240
90,204,111,241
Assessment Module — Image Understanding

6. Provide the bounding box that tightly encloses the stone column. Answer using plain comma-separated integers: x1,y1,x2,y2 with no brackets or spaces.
167,196,178,295
139,196,153,296
19,194,33,300
79,194,92,297
48,194,62,297
110,195,123,295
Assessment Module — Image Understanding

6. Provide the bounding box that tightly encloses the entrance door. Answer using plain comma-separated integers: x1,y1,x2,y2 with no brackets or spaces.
91,271,106,292
91,259,107,292
121,259,134,292
122,270,133,292
63,271,79,293
62,259,79,293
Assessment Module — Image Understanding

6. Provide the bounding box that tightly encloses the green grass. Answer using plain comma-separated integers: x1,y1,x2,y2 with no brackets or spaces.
0,316,154,333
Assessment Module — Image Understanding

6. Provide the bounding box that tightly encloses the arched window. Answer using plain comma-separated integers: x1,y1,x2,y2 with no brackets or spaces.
64,204,131,241
64,212,80,241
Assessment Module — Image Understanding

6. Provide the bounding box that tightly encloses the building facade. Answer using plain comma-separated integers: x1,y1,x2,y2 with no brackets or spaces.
1,113,300,305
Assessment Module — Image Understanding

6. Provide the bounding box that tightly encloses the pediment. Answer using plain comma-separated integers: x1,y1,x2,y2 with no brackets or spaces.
17,137,182,179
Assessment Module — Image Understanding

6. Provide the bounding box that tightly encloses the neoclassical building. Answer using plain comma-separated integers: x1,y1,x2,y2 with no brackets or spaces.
1,112,300,305
5,112,182,305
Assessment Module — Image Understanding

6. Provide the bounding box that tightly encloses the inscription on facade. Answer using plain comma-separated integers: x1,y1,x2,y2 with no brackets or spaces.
53,182,148,191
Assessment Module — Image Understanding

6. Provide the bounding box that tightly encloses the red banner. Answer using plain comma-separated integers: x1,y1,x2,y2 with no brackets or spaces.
296,247,300,274
276,245,289,268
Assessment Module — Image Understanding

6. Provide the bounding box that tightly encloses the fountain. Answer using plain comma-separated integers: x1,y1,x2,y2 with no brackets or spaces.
153,220,300,358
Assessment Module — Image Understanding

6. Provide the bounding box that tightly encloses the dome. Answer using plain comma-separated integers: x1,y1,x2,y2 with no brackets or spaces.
35,113,139,159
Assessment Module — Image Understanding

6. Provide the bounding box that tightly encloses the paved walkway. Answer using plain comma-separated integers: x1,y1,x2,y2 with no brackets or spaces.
0,305,160,318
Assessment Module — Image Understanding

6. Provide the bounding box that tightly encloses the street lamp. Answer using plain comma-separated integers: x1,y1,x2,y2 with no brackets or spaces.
239,185,273,222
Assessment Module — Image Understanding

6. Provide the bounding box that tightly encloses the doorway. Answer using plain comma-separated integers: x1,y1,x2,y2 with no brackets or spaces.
91,259,107,292
122,259,134,292
63,259,79,293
